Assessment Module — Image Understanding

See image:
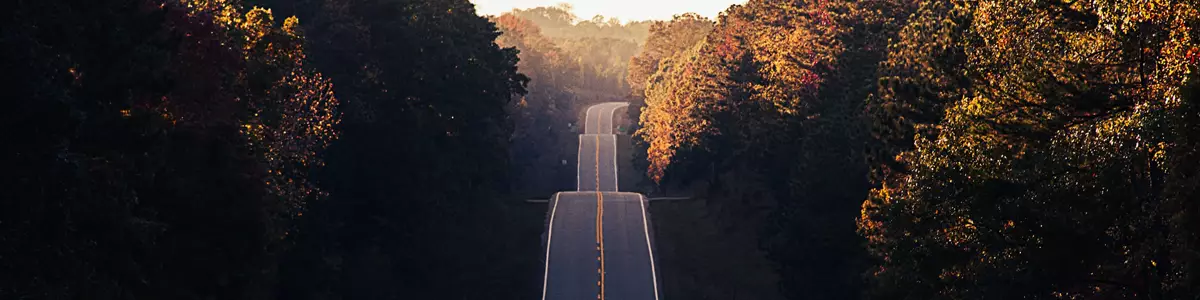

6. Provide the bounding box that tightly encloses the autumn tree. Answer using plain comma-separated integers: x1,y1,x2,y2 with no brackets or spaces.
628,13,715,98
859,1,1200,299
635,0,916,298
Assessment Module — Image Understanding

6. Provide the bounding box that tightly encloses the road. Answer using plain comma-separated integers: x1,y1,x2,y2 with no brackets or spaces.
576,134,617,191
543,102,660,300
584,102,628,135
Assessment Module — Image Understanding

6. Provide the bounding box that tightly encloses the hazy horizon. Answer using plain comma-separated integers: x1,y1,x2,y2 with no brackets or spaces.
469,0,741,22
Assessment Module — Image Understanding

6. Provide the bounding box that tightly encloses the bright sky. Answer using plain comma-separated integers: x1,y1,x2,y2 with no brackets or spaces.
470,0,742,22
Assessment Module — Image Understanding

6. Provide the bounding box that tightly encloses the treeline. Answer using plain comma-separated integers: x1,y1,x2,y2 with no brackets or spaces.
505,5,650,96
493,13,579,196
492,6,651,196
633,0,1200,299
506,4,652,45
2,0,537,299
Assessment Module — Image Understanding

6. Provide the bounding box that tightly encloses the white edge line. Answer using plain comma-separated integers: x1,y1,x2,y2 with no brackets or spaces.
612,134,619,191
638,194,661,300
610,103,627,191
600,104,607,134
610,104,615,134
586,105,599,134
602,104,610,133
605,105,614,135
542,193,562,300
577,135,583,191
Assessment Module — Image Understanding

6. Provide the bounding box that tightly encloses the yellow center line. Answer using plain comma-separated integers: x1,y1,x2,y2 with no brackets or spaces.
596,191,605,300
594,134,606,300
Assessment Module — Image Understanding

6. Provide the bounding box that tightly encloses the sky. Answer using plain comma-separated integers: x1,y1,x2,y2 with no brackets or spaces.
469,0,742,22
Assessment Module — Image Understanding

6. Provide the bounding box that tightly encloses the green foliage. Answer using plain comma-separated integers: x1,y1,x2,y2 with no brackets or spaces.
11,0,1198,299
558,36,640,94
506,5,647,98
860,1,1200,299
494,13,580,196
246,0,537,298
0,0,337,298
495,8,655,198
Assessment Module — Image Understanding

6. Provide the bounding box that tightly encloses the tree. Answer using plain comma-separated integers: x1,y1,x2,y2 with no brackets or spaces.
248,0,536,298
635,1,917,298
506,5,653,45
0,0,338,298
627,13,714,97
503,5,649,99
494,13,581,196
859,1,1200,298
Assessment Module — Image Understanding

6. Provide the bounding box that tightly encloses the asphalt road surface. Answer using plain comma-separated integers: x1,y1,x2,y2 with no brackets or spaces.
584,102,628,134
543,102,660,300
576,134,618,192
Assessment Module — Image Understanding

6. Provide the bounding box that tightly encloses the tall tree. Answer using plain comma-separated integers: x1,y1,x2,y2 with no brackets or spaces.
859,1,1200,298
635,0,916,298
628,13,715,98
0,0,338,298
504,5,648,99
495,13,581,196
251,0,536,298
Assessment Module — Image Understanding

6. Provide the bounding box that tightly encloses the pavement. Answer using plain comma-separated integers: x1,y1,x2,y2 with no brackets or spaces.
542,102,660,300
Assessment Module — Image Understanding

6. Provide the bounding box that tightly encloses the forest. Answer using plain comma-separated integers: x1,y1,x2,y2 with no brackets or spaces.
492,4,649,197
632,0,1200,299
2,0,1198,299
0,0,642,299
2,0,532,298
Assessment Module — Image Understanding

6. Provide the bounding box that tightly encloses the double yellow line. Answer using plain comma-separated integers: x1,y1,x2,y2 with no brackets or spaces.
594,134,606,300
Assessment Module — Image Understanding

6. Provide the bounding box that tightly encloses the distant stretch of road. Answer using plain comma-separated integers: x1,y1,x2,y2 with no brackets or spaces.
584,102,626,135
542,102,660,300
